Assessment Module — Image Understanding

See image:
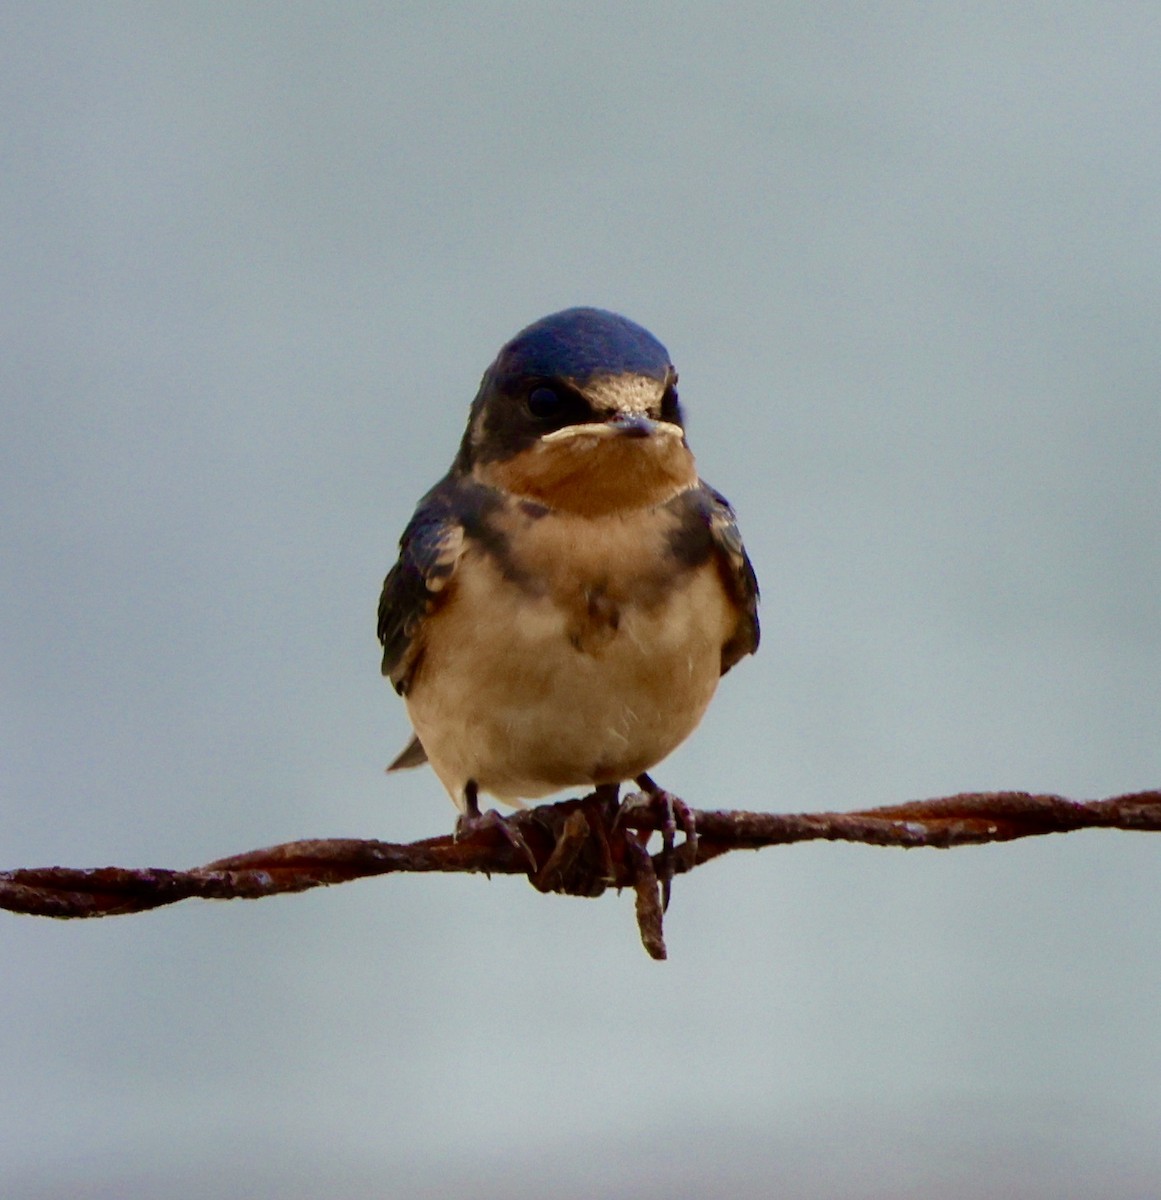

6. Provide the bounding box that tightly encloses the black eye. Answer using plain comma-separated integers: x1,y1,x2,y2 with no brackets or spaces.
660,383,683,426
527,386,566,419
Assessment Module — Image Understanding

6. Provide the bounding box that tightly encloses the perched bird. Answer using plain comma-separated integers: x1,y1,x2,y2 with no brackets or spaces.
378,307,759,833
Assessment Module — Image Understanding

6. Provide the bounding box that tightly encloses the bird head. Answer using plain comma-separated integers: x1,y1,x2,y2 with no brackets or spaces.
455,308,696,516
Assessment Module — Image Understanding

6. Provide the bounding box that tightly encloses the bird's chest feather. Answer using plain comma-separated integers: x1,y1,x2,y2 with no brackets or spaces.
402,499,736,802
404,503,734,799
449,505,715,667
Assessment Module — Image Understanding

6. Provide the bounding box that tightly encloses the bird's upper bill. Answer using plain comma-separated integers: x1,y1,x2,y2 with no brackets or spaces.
460,308,699,516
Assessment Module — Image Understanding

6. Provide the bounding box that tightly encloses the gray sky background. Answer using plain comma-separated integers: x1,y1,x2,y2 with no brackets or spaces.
3,4,1160,1197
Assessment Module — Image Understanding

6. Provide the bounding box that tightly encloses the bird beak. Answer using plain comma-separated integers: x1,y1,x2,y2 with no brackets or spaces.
541,416,684,445
607,413,657,439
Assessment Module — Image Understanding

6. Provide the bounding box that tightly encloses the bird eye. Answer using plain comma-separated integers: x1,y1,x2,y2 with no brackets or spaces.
660,383,683,426
527,386,565,419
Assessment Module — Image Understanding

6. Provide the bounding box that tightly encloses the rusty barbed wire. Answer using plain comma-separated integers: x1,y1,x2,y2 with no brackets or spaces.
3,788,1158,960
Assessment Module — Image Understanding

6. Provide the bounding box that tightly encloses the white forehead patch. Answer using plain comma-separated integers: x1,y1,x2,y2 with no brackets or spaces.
580,373,666,417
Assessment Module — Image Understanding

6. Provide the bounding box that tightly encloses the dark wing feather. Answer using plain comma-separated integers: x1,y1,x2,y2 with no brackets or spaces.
377,476,468,696
673,482,760,674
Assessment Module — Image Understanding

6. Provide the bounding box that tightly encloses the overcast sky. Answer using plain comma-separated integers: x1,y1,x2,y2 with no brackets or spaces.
3,4,1160,1197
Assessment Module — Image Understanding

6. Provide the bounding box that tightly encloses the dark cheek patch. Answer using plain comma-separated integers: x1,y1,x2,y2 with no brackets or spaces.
665,507,715,570
470,497,554,593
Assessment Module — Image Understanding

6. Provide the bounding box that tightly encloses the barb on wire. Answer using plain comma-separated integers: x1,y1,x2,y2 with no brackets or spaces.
2,788,1158,960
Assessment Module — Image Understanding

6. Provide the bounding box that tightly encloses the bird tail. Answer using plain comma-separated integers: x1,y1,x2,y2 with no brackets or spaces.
387,734,428,772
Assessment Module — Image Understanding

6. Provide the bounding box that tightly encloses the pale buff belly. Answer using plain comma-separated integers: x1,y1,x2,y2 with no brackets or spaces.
404,554,734,808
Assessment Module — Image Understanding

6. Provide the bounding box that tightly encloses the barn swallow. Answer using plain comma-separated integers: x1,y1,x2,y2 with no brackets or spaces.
378,307,759,847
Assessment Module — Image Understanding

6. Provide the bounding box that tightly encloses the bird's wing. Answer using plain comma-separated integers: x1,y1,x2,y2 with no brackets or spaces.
377,477,469,697
683,481,761,674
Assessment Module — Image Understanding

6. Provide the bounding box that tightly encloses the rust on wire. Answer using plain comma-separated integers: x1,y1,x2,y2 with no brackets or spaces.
3,789,1159,961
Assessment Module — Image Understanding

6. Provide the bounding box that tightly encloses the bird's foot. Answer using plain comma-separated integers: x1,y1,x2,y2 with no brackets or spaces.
518,784,670,959
530,783,620,896
456,783,537,873
619,774,698,912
